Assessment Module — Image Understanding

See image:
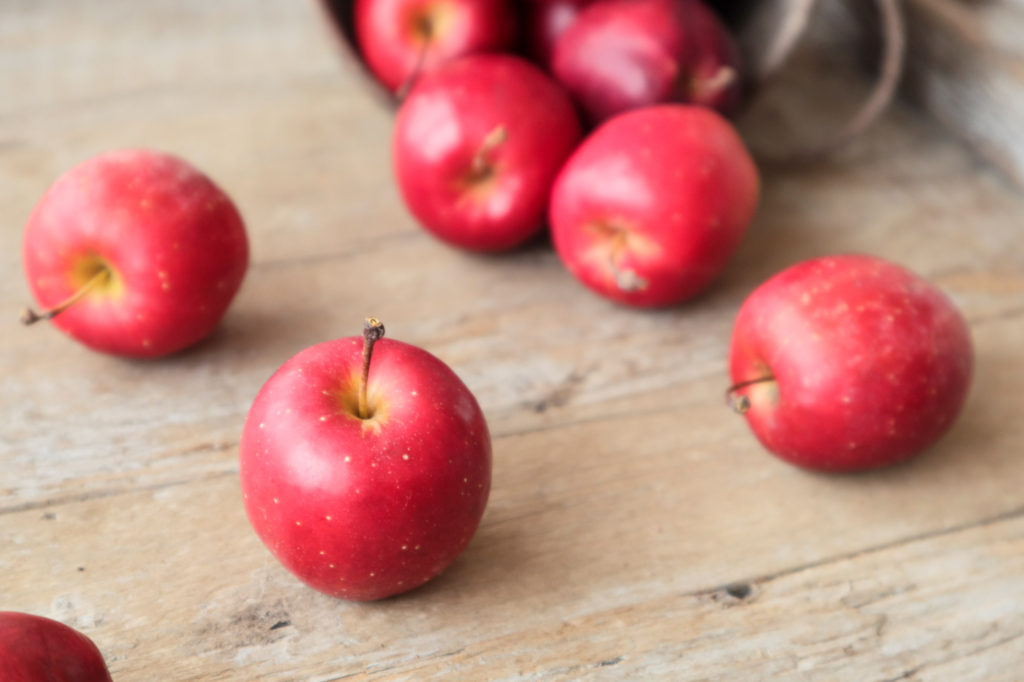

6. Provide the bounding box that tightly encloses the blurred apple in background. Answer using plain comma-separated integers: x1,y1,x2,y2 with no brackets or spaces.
552,0,742,124
523,0,595,68
393,54,581,251
355,0,518,93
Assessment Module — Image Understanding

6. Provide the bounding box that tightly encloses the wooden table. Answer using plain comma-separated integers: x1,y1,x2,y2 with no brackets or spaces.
3,2,1023,680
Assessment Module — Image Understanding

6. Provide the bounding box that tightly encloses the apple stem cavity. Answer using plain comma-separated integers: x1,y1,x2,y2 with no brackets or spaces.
468,125,508,182
19,266,111,326
359,317,386,419
725,375,776,415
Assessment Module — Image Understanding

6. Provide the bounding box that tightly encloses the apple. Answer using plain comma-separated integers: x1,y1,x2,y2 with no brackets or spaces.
524,0,595,68
0,611,113,682
551,0,742,124
727,254,974,472
240,319,492,601
354,0,518,94
393,54,582,251
549,104,758,307
20,149,249,357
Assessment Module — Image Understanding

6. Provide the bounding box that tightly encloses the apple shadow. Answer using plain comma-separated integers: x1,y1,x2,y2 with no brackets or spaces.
142,304,313,369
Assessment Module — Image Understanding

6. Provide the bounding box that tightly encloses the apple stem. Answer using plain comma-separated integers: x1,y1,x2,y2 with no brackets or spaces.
469,125,508,180
359,317,386,419
597,226,647,292
606,250,648,292
725,376,775,415
690,65,737,103
396,35,431,101
20,267,111,326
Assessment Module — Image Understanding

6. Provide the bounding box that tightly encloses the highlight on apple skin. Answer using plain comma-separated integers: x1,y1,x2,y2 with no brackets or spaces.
727,254,974,472
21,149,249,358
240,319,492,601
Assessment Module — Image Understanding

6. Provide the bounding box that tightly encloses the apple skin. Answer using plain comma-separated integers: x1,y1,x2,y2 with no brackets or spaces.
393,54,582,251
22,149,249,357
240,335,492,601
0,611,113,682
728,255,974,472
549,104,758,307
354,0,518,93
524,0,595,68
551,0,742,125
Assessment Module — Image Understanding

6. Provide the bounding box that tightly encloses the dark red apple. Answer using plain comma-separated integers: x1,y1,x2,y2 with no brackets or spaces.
240,319,492,601
393,54,582,251
524,0,595,68
0,611,113,682
21,149,249,357
550,104,758,307
728,255,974,472
552,0,741,124
354,0,518,93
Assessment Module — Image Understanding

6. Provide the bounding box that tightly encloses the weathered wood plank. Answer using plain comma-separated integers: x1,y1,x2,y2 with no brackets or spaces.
4,469,1023,680
2,1,1024,680
901,0,1024,187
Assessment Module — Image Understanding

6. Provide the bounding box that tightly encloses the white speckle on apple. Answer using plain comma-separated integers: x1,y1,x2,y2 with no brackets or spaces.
402,454,410,461
326,515,332,521
273,498,279,504
259,422,265,429
295,521,301,526
142,339,151,347
344,456,351,462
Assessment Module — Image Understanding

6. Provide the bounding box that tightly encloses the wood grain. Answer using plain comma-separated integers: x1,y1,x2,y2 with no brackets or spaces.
899,0,1024,187
2,1,1024,680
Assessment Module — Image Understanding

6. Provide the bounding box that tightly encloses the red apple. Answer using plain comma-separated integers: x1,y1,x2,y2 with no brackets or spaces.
393,54,582,251
240,319,492,601
728,255,974,472
524,0,595,68
552,0,742,124
21,149,249,357
550,104,758,307
354,0,518,94
0,611,113,682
